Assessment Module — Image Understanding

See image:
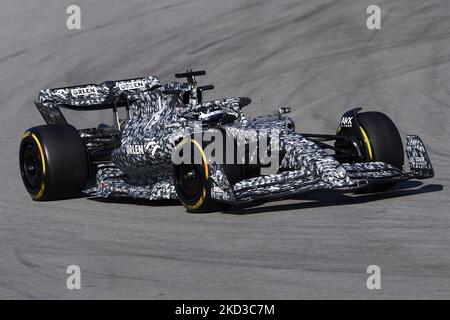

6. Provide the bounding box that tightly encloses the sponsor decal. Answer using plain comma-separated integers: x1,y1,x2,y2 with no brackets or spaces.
413,156,428,168
125,140,160,155
71,87,97,96
54,89,68,96
126,144,145,155
340,116,353,127
117,80,146,91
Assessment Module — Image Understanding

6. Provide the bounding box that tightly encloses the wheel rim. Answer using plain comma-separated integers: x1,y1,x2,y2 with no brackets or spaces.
21,143,43,193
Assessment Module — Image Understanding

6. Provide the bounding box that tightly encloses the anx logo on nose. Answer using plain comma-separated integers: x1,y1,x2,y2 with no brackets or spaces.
340,116,353,127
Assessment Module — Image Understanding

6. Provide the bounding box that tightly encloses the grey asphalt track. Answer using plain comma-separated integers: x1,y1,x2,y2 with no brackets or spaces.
0,0,449,299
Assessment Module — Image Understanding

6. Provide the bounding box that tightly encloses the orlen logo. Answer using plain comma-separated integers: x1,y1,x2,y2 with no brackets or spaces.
117,80,146,91
126,144,144,155
125,141,160,155
71,87,97,96
340,116,353,127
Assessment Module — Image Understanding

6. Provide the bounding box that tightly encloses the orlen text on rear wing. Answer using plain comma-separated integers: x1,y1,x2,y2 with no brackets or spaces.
35,76,161,125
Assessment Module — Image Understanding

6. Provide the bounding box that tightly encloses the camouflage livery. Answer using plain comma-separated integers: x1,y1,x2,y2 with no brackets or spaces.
33,71,434,205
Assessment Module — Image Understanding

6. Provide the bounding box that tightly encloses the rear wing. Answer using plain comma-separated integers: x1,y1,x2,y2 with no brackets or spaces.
35,76,161,124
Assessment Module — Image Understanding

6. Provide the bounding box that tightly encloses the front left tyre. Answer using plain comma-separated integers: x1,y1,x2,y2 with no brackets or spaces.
172,137,219,213
19,124,89,201
172,133,242,213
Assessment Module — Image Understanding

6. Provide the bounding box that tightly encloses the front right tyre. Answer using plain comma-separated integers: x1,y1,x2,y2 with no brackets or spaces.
357,111,404,169
356,111,404,192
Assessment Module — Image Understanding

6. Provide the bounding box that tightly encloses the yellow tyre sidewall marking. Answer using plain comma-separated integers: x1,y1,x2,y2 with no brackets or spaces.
23,131,46,199
189,187,207,210
359,126,373,161
189,139,209,180
176,138,209,210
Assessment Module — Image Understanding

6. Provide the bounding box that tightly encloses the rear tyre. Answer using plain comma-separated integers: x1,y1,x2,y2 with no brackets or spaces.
19,124,89,201
357,111,404,192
